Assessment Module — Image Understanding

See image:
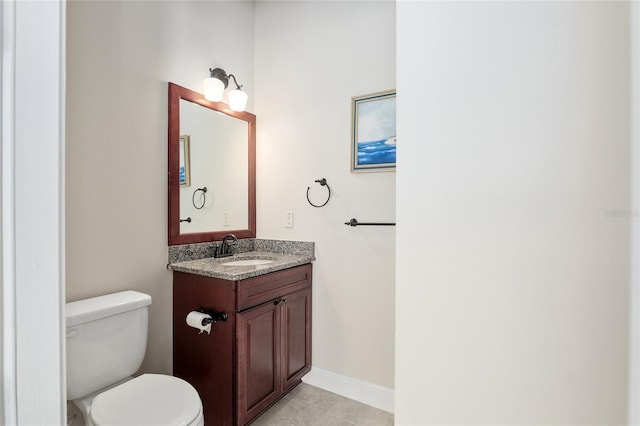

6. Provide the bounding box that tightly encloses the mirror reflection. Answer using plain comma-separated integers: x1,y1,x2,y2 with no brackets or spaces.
168,82,256,246
179,99,249,233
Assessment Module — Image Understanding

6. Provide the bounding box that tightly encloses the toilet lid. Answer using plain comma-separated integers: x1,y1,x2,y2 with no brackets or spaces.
91,374,202,426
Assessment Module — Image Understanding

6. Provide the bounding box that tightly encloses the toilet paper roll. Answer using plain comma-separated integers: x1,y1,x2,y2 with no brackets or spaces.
186,311,212,334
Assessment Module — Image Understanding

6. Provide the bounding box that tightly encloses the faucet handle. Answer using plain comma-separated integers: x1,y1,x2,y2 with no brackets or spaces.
223,233,238,244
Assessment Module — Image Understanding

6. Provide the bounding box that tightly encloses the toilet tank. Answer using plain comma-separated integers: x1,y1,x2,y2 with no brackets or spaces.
66,291,152,400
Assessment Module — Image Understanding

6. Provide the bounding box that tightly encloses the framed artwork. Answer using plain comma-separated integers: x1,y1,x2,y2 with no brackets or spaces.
351,90,396,172
179,135,191,187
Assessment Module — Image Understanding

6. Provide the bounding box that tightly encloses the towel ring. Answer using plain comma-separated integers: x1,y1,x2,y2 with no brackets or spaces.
192,187,207,209
306,178,331,208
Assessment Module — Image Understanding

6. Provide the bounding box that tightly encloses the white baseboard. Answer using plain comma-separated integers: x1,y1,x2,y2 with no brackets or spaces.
302,367,394,414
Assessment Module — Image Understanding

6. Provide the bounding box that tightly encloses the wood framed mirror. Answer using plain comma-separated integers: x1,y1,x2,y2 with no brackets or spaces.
168,82,256,245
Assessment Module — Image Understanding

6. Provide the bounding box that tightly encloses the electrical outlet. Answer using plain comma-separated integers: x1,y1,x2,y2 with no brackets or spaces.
286,211,294,228
224,212,229,226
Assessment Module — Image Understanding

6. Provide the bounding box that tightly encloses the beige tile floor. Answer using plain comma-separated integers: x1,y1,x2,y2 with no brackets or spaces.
251,383,394,426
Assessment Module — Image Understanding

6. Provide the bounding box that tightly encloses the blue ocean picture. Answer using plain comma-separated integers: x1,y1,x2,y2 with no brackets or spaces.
358,137,396,165
354,93,396,169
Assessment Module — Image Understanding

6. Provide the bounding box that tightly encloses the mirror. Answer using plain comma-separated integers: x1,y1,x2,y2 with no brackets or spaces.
168,82,256,245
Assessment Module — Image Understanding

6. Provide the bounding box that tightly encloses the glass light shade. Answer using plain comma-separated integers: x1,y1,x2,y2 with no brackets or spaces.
203,77,225,102
228,89,248,112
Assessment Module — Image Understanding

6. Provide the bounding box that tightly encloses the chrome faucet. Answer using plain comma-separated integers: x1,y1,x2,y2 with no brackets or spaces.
215,234,237,258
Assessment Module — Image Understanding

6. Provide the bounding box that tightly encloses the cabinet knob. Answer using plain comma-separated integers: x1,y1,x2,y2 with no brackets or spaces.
274,298,288,306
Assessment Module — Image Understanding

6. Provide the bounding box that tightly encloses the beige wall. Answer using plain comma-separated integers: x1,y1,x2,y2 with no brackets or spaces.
65,0,255,374
254,1,396,390
396,1,631,424
630,4,640,423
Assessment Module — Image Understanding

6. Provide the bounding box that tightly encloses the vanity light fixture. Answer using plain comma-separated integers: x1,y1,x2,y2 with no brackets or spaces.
203,67,248,112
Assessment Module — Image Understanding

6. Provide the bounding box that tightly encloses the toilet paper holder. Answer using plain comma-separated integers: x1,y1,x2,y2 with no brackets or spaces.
198,307,228,325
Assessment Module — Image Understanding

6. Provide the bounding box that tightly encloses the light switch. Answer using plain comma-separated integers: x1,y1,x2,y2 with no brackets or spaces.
286,211,294,228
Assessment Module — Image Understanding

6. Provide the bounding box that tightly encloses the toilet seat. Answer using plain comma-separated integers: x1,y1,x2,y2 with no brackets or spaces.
90,374,203,426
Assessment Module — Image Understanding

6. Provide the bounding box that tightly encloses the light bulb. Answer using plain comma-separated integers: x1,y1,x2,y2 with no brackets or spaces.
228,89,248,112
203,77,225,102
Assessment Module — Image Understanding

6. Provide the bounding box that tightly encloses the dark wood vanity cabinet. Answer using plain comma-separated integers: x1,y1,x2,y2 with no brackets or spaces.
237,286,311,425
173,264,312,426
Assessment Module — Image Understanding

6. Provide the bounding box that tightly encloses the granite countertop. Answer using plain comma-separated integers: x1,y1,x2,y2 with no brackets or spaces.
169,251,313,281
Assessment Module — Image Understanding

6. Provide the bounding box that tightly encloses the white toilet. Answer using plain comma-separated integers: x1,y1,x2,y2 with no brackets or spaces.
66,290,204,426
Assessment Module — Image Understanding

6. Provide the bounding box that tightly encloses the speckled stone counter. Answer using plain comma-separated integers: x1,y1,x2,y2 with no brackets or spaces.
168,239,315,280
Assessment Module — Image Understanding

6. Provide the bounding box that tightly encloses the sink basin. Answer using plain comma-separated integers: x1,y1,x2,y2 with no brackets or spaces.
221,259,275,267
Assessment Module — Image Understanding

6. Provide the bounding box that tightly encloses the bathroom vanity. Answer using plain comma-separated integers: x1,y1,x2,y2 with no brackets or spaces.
171,250,312,426
167,83,313,425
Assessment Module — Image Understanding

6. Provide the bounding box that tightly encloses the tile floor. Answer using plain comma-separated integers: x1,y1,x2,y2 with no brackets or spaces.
251,383,394,426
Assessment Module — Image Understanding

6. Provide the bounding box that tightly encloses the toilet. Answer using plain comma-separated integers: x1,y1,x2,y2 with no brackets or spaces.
66,290,204,426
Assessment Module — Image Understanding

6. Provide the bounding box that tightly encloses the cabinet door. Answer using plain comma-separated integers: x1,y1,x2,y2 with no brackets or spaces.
281,287,312,392
236,301,281,425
